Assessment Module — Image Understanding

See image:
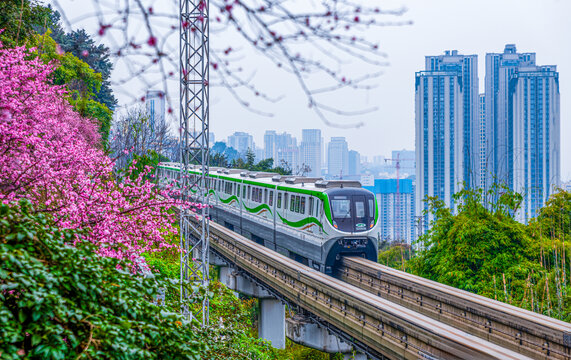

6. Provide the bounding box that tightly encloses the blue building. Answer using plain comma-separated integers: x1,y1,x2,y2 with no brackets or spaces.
485,45,560,222
415,50,478,224
364,178,416,244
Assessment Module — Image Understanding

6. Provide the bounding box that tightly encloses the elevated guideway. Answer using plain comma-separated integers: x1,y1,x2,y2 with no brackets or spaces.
186,215,533,360
339,257,571,360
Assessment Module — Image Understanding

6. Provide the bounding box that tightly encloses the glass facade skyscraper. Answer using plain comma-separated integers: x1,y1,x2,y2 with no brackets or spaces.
415,50,478,223
485,44,536,188
485,45,560,222
509,65,560,222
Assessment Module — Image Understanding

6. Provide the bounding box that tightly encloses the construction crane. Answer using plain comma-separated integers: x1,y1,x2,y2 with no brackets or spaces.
383,154,414,242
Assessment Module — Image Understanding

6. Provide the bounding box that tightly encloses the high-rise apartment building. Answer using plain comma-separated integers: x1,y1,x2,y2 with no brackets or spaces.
364,179,416,244
300,129,322,177
227,131,254,155
426,50,480,188
146,90,165,132
509,65,560,222
327,137,349,179
485,44,560,221
415,50,478,221
485,44,536,186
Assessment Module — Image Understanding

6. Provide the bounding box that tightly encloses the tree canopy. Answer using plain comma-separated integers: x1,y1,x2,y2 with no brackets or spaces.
407,187,571,320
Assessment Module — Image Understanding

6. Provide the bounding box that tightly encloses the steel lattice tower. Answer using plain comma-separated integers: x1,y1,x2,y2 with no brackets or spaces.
179,0,210,326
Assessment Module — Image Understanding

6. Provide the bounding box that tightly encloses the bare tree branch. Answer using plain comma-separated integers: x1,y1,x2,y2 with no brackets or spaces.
51,0,411,128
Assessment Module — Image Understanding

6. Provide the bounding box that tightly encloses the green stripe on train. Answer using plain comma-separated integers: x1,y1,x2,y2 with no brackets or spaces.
277,212,327,235
219,195,239,204
244,203,272,216
159,165,336,226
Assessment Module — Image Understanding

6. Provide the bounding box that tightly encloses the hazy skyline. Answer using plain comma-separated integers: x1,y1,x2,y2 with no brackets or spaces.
52,0,571,181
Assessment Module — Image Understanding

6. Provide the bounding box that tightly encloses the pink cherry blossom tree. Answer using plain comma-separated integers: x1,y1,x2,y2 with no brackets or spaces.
0,41,194,269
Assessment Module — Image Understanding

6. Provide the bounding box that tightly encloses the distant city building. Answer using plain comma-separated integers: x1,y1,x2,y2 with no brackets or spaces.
391,149,415,177
263,131,298,169
415,50,478,223
254,147,264,163
327,137,349,179
190,131,215,145
227,131,254,154
348,150,361,176
300,129,322,177
373,155,385,166
485,44,560,222
364,179,416,244
264,130,277,160
145,90,165,132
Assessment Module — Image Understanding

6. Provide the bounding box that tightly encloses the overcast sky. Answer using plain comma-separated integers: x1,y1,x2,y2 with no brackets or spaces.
52,0,570,181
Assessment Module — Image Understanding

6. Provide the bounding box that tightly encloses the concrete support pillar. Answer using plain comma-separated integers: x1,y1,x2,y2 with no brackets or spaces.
219,266,286,349
259,298,286,349
286,314,367,359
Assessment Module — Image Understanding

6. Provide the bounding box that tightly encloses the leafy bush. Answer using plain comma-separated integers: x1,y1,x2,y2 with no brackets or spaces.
0,200,204,359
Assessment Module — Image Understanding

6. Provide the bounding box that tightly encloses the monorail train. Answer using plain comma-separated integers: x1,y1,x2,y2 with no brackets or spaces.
158,162,379,275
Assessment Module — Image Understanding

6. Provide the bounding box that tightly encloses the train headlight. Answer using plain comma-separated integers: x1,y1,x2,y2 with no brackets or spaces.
333,220,338,229
369,220,375,228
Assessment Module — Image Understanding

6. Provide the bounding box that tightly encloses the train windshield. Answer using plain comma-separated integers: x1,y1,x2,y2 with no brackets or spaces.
330,193,375,232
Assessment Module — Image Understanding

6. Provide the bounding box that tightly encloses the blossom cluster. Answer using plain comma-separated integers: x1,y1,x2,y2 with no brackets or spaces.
0,42,190,269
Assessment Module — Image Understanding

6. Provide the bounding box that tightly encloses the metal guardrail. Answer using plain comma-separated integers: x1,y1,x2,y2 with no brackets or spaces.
339,257,571,360
187,216,533,360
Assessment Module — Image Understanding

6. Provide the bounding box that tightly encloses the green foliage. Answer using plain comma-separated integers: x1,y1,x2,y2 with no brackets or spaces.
127,151,170,183
48,21,117,110
0,200,205,359
30,32,113,144
0,0,53,47
377,243,412,271
408,187,571,320
229,149,292,175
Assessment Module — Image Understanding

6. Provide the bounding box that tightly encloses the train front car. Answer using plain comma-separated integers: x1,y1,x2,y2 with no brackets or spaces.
317,181,379,275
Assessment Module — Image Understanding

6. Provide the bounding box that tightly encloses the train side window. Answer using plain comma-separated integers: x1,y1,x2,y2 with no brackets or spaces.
277,193,282,208
243,185,246,198
247,186,251,200
309,198,314,215
264,189,268,204
284,193,288,210
300,197,306,214
269,191,274,206
237,184,240,196
290,194,295,212
295,196,300,213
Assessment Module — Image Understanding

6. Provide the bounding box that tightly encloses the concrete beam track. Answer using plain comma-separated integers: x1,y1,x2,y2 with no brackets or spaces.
339,257,571,360
186,216,532,360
